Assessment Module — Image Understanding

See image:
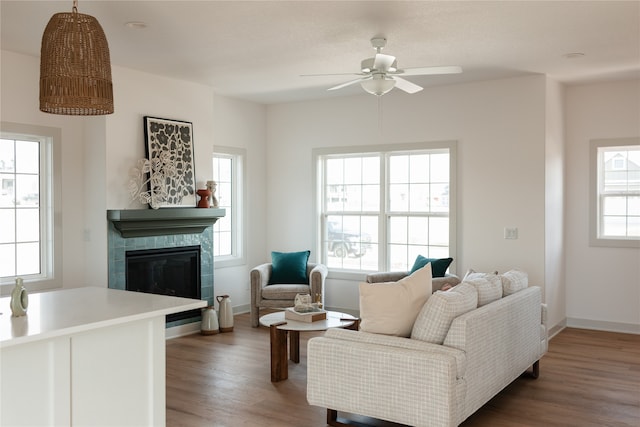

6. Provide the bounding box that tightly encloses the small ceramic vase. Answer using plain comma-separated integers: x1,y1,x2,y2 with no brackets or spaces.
201,306,220,335
10,277,28,317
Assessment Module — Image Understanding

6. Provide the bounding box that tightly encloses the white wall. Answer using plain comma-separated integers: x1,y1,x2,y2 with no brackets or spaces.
211,95,267,312
94,66,269,309
105,67,216,210
266,75,551,317
0,50,268,310
4,47,637,334
1,50,87,292
564,79,640,334
545,79,566,334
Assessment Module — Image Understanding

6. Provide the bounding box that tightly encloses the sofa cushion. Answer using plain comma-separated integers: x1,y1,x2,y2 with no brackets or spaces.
501,269,528,295
411,282,478,344
268,250,310,285
359,264,432,337
462,271,502,306
410,255,453,277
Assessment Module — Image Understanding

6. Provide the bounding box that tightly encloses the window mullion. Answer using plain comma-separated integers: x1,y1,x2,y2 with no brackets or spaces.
380,154,387,270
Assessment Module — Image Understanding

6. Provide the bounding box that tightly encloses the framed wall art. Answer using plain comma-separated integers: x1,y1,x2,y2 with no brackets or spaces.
143,116,196,208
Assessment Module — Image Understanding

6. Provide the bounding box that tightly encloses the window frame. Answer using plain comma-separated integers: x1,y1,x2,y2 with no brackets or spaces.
313,141,457,280
589,137,640,248
212,146,246,268
0,122,62,292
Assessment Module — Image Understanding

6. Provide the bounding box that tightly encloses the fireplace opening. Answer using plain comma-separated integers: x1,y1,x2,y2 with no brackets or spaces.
126,245,202,322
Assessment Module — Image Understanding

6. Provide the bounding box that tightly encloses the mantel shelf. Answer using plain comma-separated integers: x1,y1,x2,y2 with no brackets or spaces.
107,208,226,238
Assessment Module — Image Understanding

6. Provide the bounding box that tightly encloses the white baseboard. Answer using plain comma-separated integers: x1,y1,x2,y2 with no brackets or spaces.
234,303,250,315
165,322,201,339
548,319,567,339
567,317,640,335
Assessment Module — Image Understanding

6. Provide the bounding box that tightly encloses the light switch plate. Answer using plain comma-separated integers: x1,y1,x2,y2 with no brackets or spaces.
504,227,518,240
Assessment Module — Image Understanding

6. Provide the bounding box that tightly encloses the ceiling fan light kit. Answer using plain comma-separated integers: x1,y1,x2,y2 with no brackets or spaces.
321,37,462,97
360,75,396,96
39,0,114,115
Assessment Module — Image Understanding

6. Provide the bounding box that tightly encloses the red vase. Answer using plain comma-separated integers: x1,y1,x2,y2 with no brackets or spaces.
196,189,211,208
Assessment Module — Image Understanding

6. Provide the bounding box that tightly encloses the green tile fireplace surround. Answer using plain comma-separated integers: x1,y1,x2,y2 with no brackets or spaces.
107,207,225,327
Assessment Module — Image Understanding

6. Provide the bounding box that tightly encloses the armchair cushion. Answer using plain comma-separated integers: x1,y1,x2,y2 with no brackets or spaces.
409,255,453,277
359,264,432,337
268,250,310,285
261,283,311,300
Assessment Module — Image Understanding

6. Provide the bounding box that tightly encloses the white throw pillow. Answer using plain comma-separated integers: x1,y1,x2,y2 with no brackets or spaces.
501,269,528,295
411,282,478,344
463,273,502,306
359,264,432,337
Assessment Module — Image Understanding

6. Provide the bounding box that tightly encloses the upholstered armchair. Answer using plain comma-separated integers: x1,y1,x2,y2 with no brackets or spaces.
250,263,328,327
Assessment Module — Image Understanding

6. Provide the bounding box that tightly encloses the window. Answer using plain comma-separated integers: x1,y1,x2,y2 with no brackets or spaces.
212,147,245,266
315,141,456,274
0,123,61,289
590,138,640,248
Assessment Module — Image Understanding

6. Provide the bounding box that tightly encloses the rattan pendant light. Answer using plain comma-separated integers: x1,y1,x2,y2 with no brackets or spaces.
39,0,114,115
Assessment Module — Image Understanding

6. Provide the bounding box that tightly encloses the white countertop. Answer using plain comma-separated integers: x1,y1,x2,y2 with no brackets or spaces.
0,287,206,348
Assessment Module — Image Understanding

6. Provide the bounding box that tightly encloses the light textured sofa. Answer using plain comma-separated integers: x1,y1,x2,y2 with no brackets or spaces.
307,285,548,427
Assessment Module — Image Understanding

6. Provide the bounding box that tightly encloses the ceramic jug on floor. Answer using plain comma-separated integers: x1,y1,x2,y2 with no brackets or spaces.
217,295,234,332
201,306,219,335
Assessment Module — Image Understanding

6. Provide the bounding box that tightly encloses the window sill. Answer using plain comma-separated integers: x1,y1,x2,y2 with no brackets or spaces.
589,237,640,249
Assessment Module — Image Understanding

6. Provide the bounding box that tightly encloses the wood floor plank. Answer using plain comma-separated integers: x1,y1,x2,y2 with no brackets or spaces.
166,313,640,427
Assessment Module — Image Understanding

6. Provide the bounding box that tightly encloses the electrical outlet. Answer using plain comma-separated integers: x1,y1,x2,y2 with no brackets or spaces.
504,227,518,240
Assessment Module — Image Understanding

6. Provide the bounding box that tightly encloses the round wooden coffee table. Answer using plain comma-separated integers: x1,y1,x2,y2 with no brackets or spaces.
259,310,359,382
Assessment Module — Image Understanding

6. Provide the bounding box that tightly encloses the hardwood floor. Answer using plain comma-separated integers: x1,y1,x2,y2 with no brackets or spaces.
166,313,640,427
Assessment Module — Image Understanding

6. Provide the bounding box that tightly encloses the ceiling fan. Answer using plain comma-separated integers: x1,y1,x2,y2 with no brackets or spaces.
309,37,462,96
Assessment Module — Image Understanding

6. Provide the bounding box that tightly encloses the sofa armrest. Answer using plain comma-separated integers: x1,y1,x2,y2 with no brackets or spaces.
443,286,543,419
307,333,464,427
308,263,328,300
366,271,460,293
365,271,408,283
540,303,549,354
433,275,461,291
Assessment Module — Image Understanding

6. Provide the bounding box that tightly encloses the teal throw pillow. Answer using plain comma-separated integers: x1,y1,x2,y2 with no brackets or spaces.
410,255,453,277
269,250,310,285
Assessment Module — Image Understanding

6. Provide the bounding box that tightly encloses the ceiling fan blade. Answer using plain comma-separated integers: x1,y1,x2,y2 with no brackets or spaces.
373,53,396,71
301,72,364,77
393,76,423,94
328,76,370,91
399,65,463,76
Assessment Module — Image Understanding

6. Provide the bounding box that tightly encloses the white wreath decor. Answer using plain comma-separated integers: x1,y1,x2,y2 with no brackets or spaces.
128,151,179,209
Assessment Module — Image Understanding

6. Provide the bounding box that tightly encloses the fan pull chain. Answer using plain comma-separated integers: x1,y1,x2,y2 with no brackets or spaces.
378,95,384,135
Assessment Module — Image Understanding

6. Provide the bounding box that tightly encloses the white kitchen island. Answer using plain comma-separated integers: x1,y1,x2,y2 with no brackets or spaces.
0,287,206,427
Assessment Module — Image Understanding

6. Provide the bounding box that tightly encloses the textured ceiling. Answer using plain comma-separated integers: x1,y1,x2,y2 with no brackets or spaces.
2,1,639,104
